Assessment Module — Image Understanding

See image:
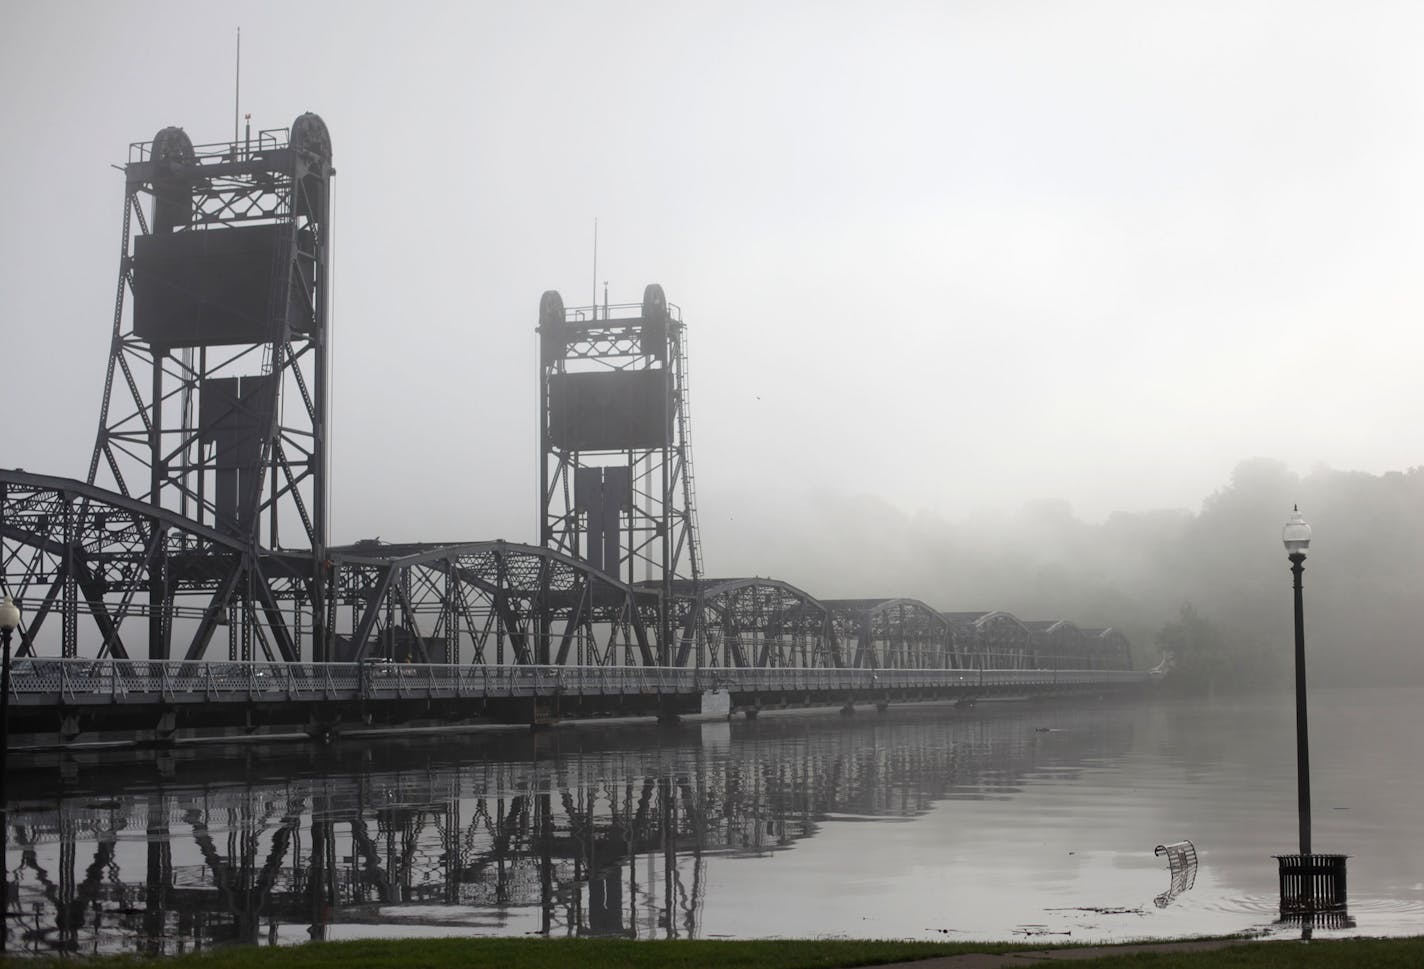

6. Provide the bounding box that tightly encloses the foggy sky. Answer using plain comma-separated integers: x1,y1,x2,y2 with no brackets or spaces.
3,0,1421,570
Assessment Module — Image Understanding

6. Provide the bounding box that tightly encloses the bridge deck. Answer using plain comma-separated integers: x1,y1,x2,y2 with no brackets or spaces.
2,659,1158,746
6,658,1155,707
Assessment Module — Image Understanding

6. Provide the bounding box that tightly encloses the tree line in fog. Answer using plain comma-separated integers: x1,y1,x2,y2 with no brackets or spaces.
711,459,1424,689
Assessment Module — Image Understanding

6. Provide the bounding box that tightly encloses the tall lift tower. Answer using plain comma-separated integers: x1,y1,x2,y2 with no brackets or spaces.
538,285,702,662
87,114,334,660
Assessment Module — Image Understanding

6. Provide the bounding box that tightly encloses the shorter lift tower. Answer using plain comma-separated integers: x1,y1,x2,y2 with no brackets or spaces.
87,114,334,660
538,285,702,663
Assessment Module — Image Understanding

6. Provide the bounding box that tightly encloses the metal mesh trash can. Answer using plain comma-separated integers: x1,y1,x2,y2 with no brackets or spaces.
1276,853,1348,913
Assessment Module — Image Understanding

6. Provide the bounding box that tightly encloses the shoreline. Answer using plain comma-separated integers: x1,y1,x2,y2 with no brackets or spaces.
6,934,1421,968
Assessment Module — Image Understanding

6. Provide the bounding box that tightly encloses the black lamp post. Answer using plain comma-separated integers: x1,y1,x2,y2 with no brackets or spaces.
1282,507,1312,856
0,593,18,953
1276,507,1348,918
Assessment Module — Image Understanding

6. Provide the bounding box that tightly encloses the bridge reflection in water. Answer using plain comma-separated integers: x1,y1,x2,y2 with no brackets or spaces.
4,705,1134,955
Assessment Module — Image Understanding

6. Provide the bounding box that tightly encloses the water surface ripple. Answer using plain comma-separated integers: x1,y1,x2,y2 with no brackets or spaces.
4,687,1421,954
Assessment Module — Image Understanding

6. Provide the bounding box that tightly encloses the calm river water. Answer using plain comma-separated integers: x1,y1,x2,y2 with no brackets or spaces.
4,687,1422,955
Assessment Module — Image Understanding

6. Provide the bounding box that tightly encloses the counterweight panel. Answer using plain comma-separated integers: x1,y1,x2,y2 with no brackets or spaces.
548,371,673,451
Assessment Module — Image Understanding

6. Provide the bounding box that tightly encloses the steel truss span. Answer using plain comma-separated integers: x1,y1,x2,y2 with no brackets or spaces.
825,597,954,670
325,540,658,667
0,469,310,663
0,471,664,669
0,473,1139,675
670,577,831,669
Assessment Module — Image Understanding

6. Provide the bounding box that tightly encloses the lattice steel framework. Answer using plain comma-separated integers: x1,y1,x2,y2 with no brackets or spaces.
668,578,831,669
1026,620,1091,670
327,541,658,666
825,598,953,670
943,611,1035,669
1081,627,1134,670
538,285,702,663
0,470,310,661
0,472,1137,673
86,116,334,658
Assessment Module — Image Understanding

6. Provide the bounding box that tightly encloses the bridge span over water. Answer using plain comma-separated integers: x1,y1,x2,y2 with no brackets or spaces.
0,113,1153,747
1,467,1151,744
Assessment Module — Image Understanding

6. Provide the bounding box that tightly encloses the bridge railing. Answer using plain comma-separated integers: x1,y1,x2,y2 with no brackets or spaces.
4,658,1157,706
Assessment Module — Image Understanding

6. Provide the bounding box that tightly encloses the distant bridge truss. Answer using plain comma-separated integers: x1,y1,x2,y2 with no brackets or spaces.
669,577,831,669
825,597,953,670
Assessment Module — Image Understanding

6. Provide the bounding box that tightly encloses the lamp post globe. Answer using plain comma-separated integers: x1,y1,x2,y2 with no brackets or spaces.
0,596,17,635
1283,506,1312,557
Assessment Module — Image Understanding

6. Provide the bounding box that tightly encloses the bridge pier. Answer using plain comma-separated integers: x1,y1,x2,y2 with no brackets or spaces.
699,689,731,720
306,719,339,744
655,695,682,726
530,698,559,731
60,713,82,746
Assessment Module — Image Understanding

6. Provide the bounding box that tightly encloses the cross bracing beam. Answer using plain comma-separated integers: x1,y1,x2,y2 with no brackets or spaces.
328,541,658,667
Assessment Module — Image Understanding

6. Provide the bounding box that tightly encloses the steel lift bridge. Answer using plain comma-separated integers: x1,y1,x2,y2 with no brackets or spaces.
0,114,676,736
0,113,1152,745
0,117,646,665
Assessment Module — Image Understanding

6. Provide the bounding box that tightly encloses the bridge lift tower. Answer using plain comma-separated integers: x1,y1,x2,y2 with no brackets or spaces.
86,114,334,660
538,285,703,663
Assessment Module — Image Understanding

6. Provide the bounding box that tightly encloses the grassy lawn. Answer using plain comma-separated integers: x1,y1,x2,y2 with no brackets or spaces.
2,938,1010,969
1062,938,1424,968
2,936,1422,969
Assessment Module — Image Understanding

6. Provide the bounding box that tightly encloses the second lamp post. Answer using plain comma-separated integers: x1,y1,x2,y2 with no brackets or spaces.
1283,506,1312,856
